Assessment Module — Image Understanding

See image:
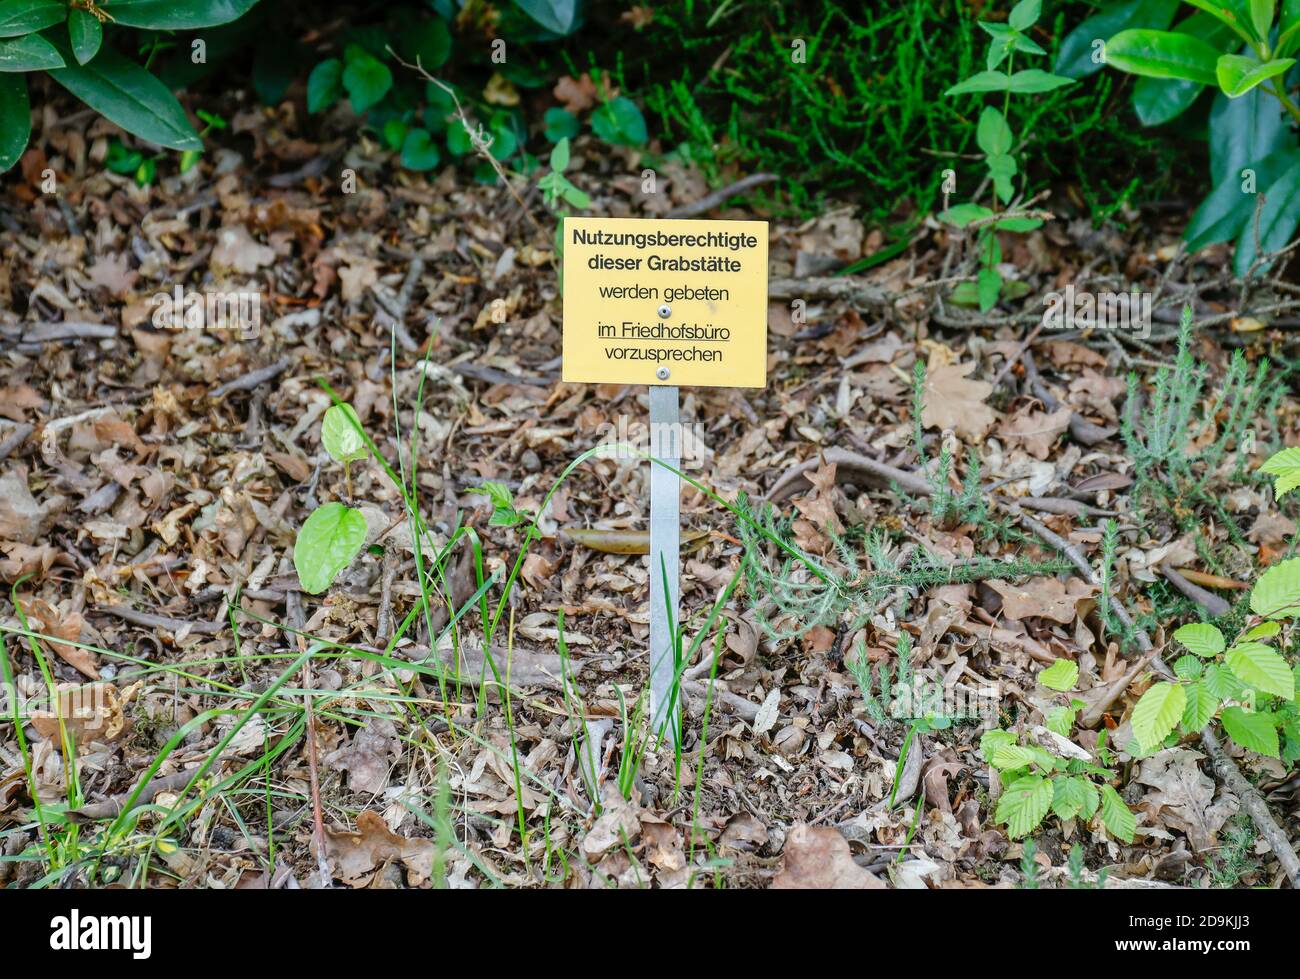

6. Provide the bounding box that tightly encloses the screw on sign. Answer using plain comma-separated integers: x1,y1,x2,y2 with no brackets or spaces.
562,216,769,745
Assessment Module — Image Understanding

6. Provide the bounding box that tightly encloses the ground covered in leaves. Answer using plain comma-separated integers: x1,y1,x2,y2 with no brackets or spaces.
2,82,1299,890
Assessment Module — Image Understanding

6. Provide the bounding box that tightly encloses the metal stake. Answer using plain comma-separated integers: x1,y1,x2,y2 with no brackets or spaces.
648,383,681,747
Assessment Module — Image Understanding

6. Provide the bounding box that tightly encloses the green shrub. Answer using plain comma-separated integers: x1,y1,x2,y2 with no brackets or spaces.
1062,0,1300,274
631,0,1195,226
0,0,261,173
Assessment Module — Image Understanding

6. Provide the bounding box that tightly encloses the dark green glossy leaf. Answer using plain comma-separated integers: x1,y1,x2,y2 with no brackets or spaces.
1056,0,1179,79
0,31,62,71
68,9,103,66
0,71,28,172
1209,86,1291,186
1106,29,1221,85
48,43,201,151
0,0,63,39
100,0,261,30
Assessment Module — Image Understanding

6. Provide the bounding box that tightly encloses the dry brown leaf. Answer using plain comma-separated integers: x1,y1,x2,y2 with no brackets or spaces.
988,576,1095,624
1248,511,1296,546
0,470,45,544
0,542,57,581
998,404,1073,459
86,252,138,297
921,362,996,441
31,683,126,745
322,810,436,887
553,73,598,112
772,824,886,889
1136,748,1237,852
23,598,95,678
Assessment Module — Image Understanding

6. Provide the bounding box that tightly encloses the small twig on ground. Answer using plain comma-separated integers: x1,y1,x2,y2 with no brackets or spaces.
0,423,33,462
95,605,223,635
389,49,541,233
1161,563,1231,617
210,357,291,398
665,173,778,218
287,589,332,888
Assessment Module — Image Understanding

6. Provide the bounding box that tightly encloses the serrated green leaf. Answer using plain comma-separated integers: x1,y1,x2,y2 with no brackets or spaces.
1220,706,1280,756
996,774,1054,838
979,728,1018,762
1203,662,1244,700
1173,621,1225,657
1079,777,1100,819
1242,620,1282,640
1099,784,1136,842
1039,659,1079,691
1251,556,1300,618
320,403,367,464
1261,446,1300,498
1131,682,1187,750
1173,654,1204,680
1225,642,1295,700
1181,680,1220,731
293,503,367,595
1046,705,1078,736
991,744,1040,770
1051,774,1088,819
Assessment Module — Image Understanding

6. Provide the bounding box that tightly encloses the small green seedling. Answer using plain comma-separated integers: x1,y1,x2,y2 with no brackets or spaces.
293,402,370,594
942,0,1072,311
983,662,1135,842
1129,444,1300,761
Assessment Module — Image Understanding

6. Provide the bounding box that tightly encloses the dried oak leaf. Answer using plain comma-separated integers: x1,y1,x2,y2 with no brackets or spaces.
324,719,398,795
0,542,57,582
31,683,126,745
997,404,1073,460
772,824,886,889
553,73,598,113
1248,511,1296,547
322,810,436,887
987,576,1095,624
212,224,275,274
921,362,996,441
86,252,138,297
23,598,95,678
1136,748,1238,852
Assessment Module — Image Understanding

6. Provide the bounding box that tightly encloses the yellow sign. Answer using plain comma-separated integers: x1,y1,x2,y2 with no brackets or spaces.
562,217,768,388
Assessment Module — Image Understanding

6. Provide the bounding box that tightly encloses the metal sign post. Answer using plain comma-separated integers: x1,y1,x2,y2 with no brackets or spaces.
648,381,681,747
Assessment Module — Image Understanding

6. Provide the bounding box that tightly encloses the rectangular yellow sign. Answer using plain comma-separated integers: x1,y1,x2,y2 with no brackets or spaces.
561,217,768,388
